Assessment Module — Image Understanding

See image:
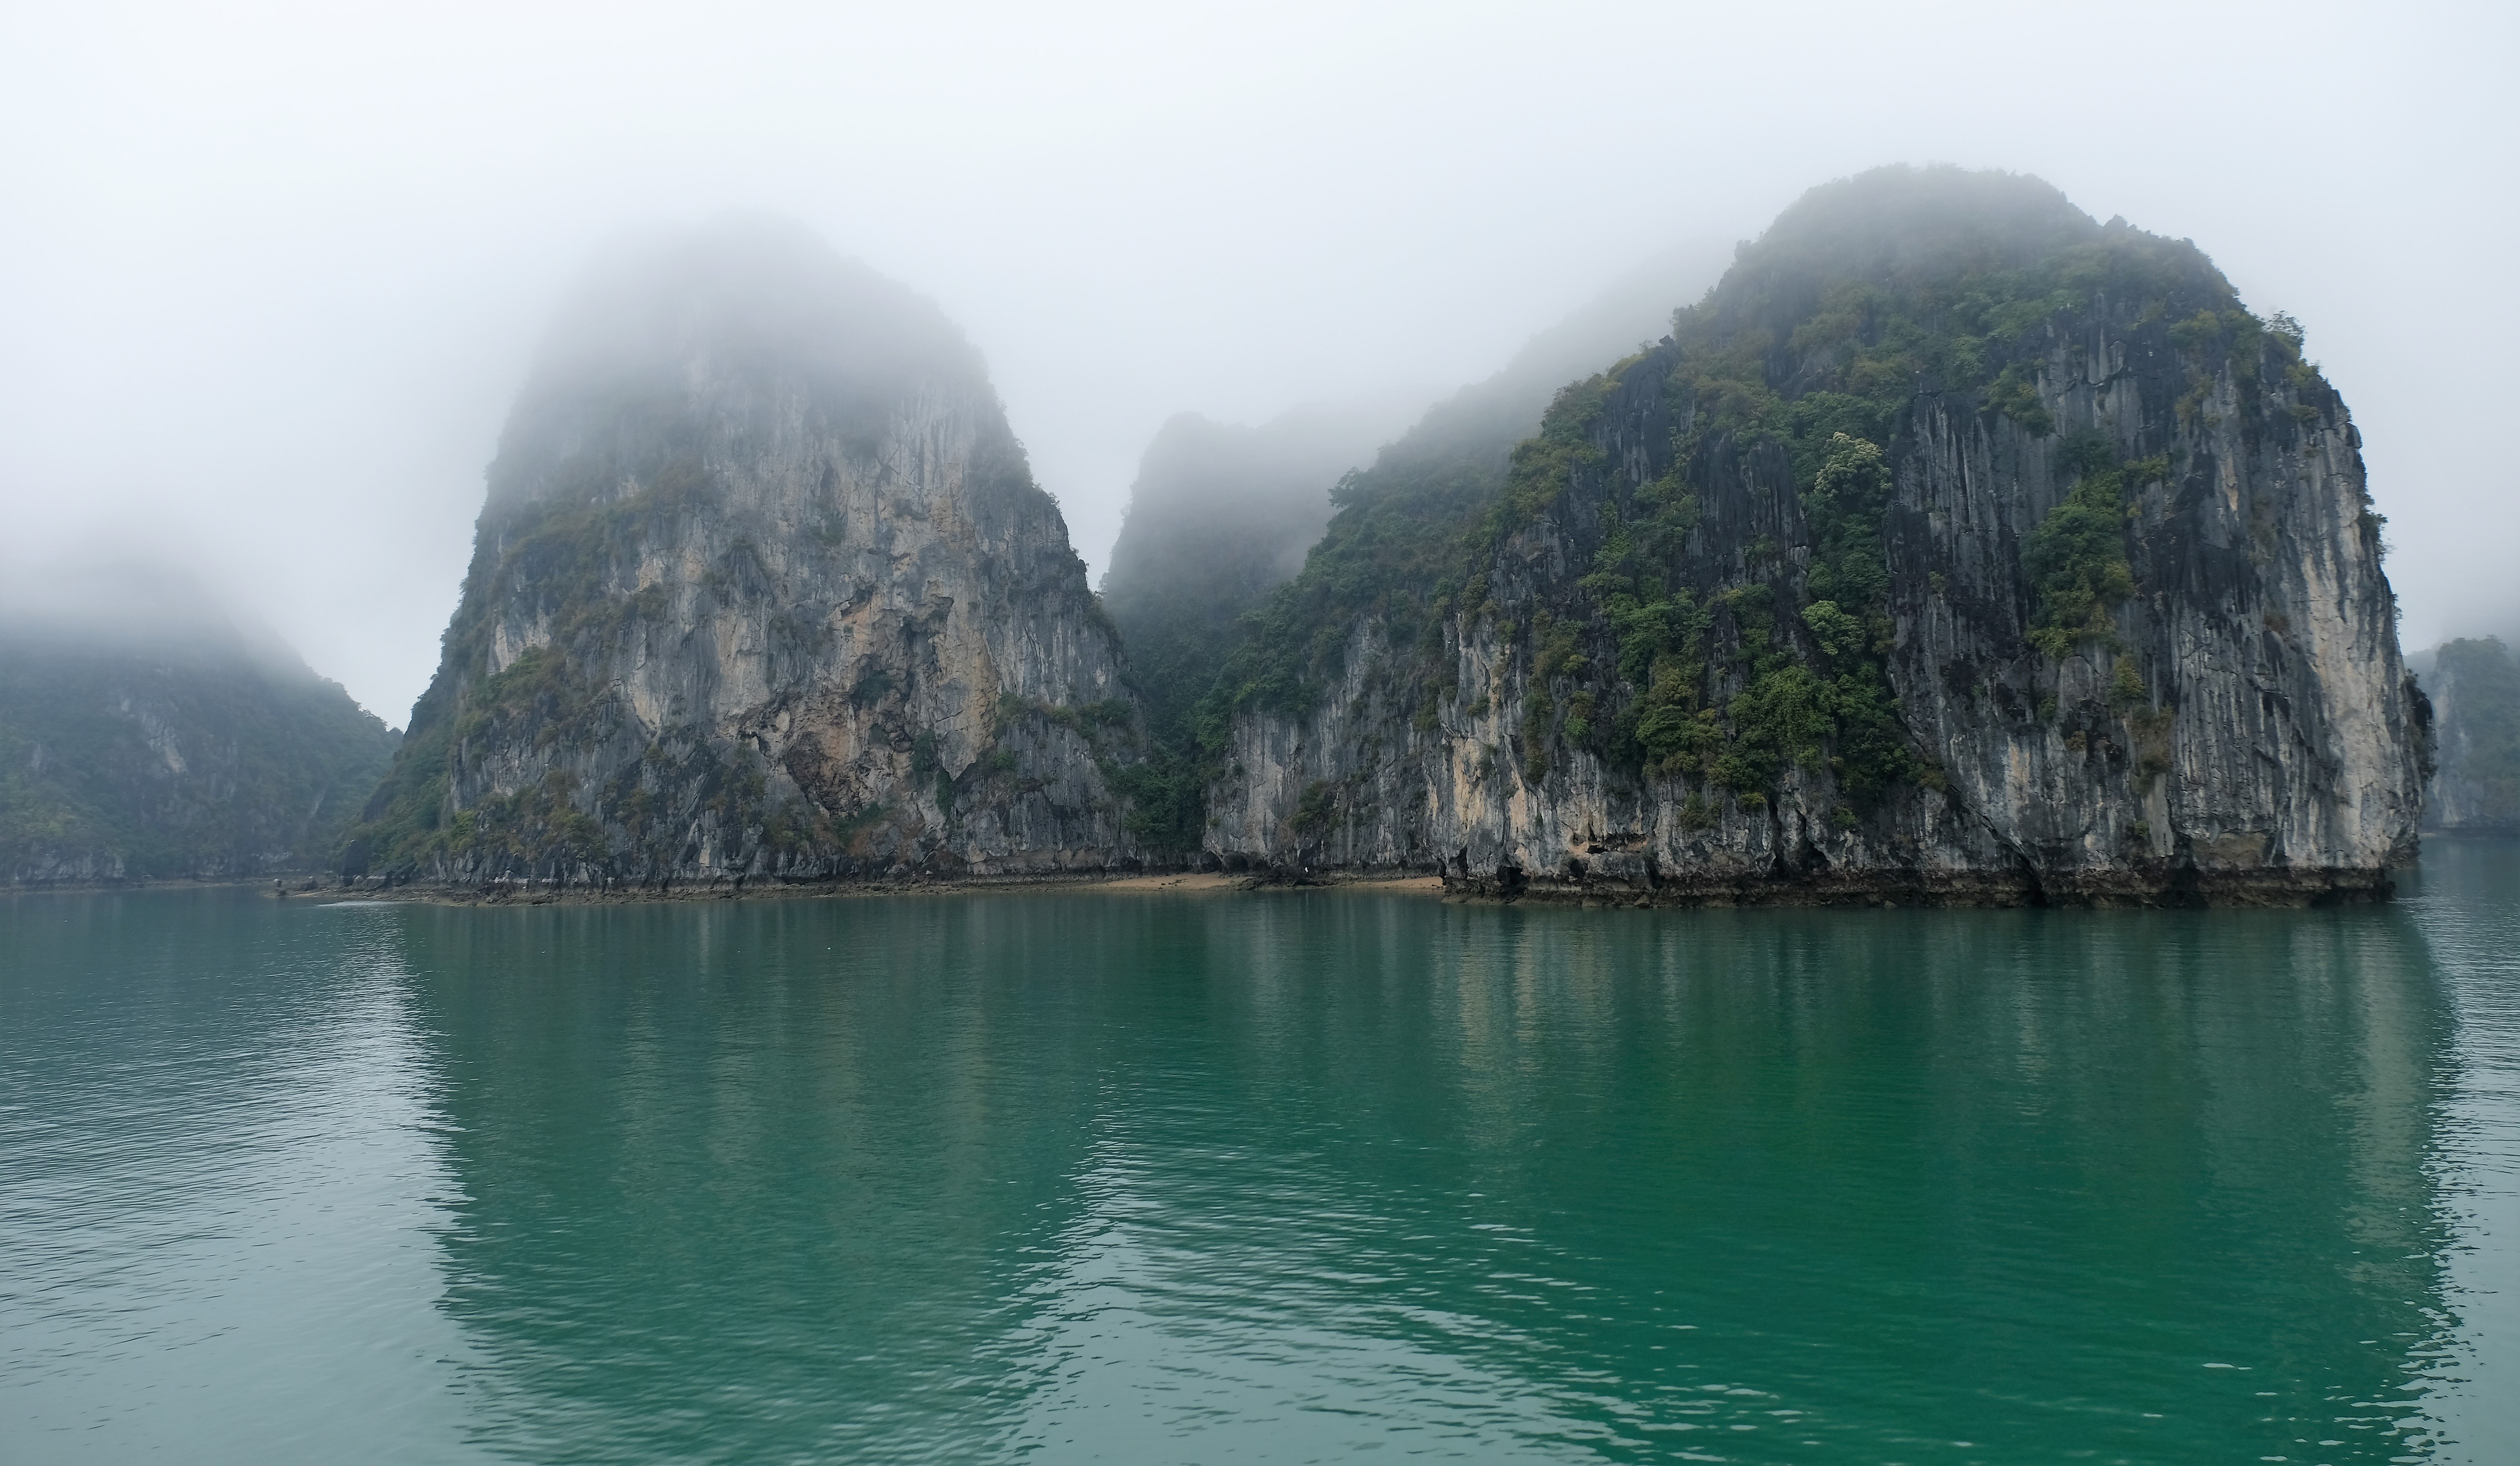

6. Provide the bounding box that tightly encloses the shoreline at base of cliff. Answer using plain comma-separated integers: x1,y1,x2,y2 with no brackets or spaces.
1,863,2406,909
1436,866,2399,909
323,865,2392,909
299,870,1445,906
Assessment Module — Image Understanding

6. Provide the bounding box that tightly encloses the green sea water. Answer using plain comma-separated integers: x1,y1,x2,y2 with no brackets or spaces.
5,845,2517,1464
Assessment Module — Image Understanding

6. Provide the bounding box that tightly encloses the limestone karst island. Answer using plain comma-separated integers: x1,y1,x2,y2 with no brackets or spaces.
10,123,2520,1463
10,168,2444,905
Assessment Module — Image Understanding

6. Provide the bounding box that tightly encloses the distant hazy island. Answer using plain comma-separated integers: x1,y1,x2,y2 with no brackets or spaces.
0,564,398,884
6,166,2483,905
2416,637,2520,835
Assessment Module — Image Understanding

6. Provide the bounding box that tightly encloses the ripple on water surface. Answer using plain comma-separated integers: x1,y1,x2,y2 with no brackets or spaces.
5,848,2519,1463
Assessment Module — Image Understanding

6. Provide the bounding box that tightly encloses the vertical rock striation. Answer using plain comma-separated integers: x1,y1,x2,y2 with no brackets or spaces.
1202,168,2429,903
349,220,1144,886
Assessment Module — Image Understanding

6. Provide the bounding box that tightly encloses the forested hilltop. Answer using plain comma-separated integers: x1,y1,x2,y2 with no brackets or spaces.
0,566,399,883
1190,165,2427,903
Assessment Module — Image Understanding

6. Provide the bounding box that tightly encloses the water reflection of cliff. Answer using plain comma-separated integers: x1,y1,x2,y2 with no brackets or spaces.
1173,898,2462,1460
396,897,1138,1462
398,892,2463,1462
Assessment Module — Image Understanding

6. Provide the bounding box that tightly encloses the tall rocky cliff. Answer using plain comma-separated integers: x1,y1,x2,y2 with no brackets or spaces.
1,564,399,883
1104,242,1732,848
349,221,1146,886
1102,396,1423,739
2416,637,2518,832
1200,168,2430,903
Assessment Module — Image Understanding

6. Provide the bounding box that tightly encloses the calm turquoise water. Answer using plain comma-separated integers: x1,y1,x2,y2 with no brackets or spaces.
5,848,2517,1464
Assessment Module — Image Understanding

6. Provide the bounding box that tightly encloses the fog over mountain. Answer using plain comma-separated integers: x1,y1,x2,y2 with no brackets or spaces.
1107,395,1431,602
0,558,399,881
1098,395,1428,743
0,559,310,676
1101,239,1732,763
1,1,2512,724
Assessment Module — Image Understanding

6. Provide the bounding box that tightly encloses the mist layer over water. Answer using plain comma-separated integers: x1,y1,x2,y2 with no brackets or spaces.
6,848,2518,1463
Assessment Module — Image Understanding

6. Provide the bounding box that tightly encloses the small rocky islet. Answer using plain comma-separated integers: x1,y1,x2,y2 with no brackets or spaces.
4,167,2470,903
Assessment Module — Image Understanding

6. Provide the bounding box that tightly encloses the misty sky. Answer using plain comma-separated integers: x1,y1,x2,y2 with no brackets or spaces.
3,0,2512,723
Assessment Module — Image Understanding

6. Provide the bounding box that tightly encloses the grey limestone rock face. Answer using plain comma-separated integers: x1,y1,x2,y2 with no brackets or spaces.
351,221,1144,886
1202,175,2429,905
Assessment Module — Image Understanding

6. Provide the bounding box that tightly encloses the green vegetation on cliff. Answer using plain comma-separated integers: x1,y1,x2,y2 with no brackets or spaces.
2022,438,2166,659
1201,417,1517,735
1106,244,1727,842
1575,430,1926,805
1100,401,1420,848
1191,165,2313,811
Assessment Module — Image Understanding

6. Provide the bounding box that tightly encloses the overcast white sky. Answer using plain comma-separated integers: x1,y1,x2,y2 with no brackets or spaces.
2,0,2512,722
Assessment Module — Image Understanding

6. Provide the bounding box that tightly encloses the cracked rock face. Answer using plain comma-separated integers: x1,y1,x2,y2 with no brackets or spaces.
352,221,1140,885
1201,173,2430,905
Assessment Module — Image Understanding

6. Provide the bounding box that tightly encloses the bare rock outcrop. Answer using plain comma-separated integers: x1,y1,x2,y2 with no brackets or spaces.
349,221,1146,886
